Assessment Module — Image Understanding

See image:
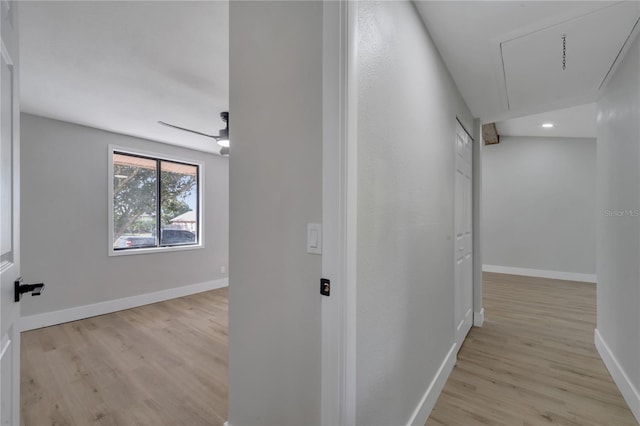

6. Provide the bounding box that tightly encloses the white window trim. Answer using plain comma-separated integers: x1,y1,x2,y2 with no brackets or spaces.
108,144,205,257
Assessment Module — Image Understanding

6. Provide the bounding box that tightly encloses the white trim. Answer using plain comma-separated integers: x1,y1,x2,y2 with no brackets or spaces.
19,278,228,332
321,0,346,424
473,308,485,327
482,264,596,283
0,38,13,67
599,16,640,92
321,0,357,425
406,343,457,426
0,337,10,360
109,144,204,168
107,144,205,257
595,329,640,423
7,16,21,424
344,1,359,423
109,243,203,257
472,120,483,331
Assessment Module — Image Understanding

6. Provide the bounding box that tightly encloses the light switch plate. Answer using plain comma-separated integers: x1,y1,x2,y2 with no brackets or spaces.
307,223,322,254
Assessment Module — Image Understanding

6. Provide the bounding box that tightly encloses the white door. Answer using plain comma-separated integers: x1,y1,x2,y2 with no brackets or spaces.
454,120,473,350
0,1,20,424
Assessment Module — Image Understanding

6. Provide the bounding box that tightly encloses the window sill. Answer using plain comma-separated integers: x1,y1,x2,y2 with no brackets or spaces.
109,243,203,257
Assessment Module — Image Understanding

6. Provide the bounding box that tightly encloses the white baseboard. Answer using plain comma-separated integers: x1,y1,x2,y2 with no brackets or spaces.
482,265,596,283
19,278,228,332
406,343,457,426
473,308,484,327
595,329,640,423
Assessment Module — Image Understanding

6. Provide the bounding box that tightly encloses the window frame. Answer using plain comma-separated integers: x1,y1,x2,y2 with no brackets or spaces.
108,145,204,257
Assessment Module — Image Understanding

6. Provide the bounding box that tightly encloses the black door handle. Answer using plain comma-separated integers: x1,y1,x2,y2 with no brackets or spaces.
14,278,45,302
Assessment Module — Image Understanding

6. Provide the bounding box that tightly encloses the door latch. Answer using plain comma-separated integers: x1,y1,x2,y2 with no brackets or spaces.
14,277,45,302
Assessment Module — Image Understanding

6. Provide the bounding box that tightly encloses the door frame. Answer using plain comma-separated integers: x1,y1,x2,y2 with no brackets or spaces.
473,119,484,327
321,0,357,424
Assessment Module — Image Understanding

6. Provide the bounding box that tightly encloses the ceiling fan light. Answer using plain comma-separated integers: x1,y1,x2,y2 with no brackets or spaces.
217,126,229,147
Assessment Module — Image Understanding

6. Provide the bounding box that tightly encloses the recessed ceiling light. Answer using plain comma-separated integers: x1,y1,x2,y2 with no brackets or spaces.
542,123,554,128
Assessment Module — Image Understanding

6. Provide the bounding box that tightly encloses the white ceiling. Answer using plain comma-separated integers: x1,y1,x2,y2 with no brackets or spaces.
414,1,640,123
496,103,596,138
20,1,228,155
20,1,639,148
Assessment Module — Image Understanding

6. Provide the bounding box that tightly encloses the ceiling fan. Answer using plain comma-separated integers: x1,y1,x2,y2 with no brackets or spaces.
159,111,229,156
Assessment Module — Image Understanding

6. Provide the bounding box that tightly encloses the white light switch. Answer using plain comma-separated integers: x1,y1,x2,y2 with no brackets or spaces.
307,223,322,254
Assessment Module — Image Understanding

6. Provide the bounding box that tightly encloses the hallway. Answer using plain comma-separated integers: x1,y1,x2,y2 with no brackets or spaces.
427,272,636,425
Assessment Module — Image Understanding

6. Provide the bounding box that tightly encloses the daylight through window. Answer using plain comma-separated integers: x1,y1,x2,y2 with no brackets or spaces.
112,151,199,251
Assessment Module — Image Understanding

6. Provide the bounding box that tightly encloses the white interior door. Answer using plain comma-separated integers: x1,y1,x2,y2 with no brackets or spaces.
454,120,473,350
0,1,20,424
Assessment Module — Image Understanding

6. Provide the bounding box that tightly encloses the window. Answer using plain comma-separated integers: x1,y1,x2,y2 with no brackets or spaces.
111,150,200,253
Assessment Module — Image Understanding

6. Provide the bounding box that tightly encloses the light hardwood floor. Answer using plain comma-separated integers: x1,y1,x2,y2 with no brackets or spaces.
21,275,637,425
21,287,228,426
427,272,637,426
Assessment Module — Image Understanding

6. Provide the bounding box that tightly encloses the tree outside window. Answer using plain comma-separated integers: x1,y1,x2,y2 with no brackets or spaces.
112,152,199,250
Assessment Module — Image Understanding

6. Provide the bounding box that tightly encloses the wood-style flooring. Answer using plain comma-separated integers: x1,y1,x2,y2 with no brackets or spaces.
21,287,228,426
21,274,637,425
427,272,637,426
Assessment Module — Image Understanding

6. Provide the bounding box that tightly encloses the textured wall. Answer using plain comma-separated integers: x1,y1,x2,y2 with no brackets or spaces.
355,1,473,424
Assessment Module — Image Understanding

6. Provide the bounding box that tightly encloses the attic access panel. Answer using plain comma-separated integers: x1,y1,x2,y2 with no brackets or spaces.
501,1,640,113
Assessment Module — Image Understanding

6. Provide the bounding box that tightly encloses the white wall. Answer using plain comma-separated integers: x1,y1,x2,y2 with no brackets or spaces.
355,2,473,424
482,136,596,279
20,113,228,317
228,2,322,425
595,31,640,422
